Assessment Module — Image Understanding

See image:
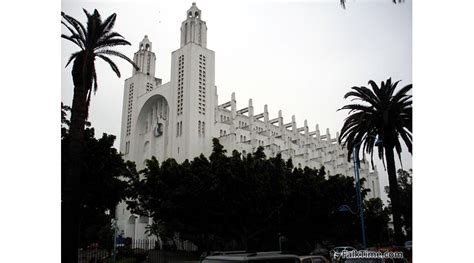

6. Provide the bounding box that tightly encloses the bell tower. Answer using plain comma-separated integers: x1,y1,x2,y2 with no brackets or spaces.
133,35,156,77
170,2,216,162
180,2,207,48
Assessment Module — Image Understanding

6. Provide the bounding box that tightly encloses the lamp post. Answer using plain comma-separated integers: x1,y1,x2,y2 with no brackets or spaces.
352,143,367,249
350,136,382,249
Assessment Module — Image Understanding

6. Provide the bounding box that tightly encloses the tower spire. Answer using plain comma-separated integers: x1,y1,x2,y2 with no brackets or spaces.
180,2,207,48
133,35,156,77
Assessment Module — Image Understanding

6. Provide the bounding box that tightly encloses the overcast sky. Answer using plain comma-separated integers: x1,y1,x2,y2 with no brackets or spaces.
61,0,412,202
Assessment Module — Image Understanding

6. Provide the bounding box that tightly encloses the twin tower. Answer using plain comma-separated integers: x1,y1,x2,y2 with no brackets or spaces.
120,2,215,169
117,3,381,242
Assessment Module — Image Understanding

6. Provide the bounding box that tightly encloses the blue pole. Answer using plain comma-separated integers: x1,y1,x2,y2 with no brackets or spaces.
353,145,367,249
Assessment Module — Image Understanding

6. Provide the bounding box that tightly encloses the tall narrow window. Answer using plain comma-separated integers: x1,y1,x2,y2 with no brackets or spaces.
126,83,134,136
198,121,201,136
202,122,205,136
125,141,130,154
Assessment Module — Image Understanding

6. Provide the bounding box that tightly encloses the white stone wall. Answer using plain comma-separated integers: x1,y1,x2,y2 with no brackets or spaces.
214,94,380,198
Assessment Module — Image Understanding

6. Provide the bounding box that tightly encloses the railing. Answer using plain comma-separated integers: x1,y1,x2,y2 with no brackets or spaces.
78,239,199,263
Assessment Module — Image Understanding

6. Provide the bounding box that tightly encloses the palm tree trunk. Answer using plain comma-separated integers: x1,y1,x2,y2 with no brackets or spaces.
384,145,404,245
63,84,87,263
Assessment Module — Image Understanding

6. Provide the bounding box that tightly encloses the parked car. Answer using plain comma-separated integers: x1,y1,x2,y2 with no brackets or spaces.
298,255,330,263
201,251,300,262
310,247,330,259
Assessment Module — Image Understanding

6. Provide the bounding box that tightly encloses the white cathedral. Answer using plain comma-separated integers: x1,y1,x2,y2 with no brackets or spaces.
116,3,381,243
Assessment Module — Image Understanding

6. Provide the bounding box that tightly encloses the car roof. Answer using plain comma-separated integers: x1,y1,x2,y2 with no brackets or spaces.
204,253,300,261
299,256,326,259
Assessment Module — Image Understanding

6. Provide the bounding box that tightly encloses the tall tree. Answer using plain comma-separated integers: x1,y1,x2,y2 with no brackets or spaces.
61,9,138,263
338,78,412,245
62,104,137,251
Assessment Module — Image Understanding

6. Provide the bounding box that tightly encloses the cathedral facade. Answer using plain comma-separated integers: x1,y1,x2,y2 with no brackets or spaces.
116,3,381,242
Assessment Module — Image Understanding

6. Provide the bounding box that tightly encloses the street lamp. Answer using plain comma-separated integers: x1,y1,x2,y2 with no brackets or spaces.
352,142,367,249
351,135,382,249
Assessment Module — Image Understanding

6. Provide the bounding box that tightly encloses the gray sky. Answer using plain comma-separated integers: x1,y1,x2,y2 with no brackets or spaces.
61,0,412,202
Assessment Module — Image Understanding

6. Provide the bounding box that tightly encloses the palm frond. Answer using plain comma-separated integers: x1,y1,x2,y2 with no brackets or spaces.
92,69,98,94
61,21,85,49
97,49,139,70
61,34,83,49
61,12,86,43
97,54,121,77
65,51,82,68
96,31,125,44
101,13,117,34
392,84,412,103
95,39,132,50
338,103,376,115
339,77,412,171
345,86,381,109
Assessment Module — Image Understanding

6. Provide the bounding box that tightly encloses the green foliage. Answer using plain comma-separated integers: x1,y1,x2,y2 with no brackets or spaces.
62,104,137,247
129,139,390,253
364,198,391,245
385,169,412,240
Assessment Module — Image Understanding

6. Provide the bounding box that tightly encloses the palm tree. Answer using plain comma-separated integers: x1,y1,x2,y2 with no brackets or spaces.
61,9,138,263
338,78,412,245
